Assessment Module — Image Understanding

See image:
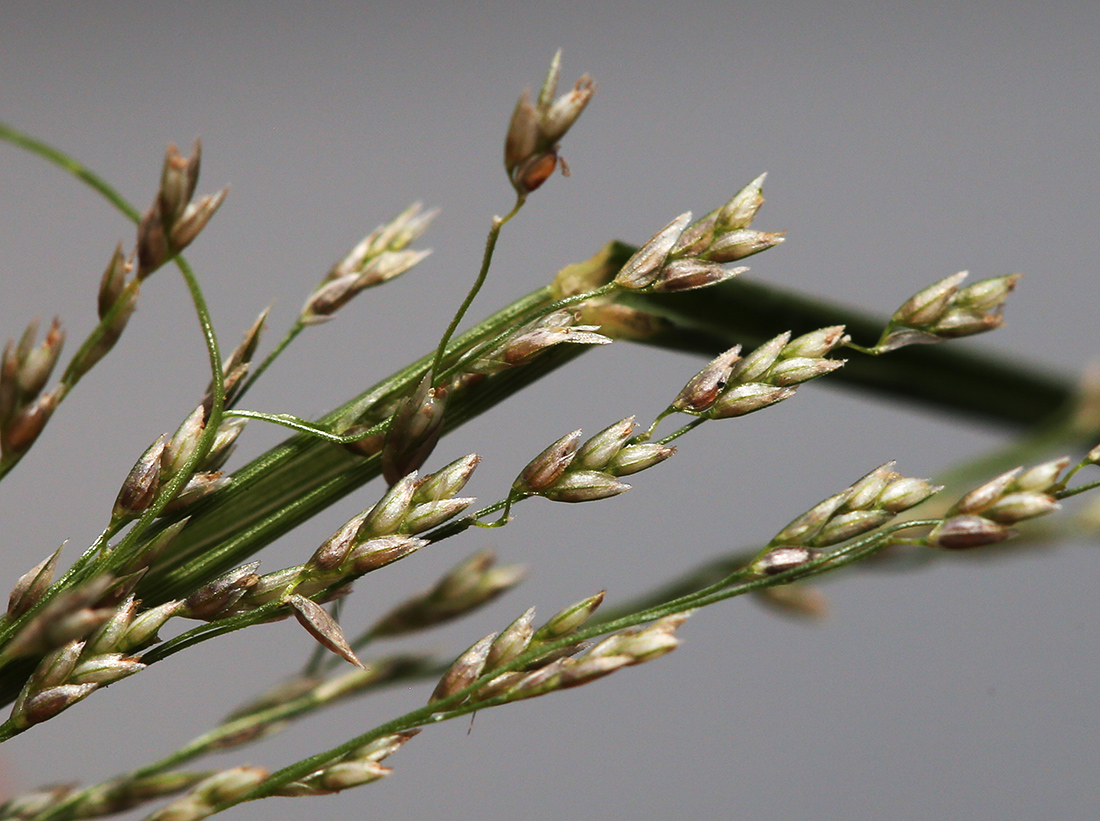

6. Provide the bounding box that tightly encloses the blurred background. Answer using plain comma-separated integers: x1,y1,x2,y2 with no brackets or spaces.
1,1,1099,819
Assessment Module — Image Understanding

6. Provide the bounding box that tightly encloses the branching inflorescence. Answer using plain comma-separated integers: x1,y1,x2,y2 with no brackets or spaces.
0,53,1097,821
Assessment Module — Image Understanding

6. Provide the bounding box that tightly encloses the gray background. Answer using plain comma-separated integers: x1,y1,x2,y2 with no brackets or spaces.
2,1,1099,819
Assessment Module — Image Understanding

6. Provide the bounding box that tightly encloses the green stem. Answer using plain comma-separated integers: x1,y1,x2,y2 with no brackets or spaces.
0,121,140,222
625,274,1076,427
28,656,442,821
430,196,524,382
223,410,384,444
230,320,305,407
213,519,937,812
1057,476,1100,500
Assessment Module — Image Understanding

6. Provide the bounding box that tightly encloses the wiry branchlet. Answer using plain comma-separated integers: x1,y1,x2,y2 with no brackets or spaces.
288,594,364,668
137,140,227,279
381,373,447,485
430,633,496,705
468,310,611,376
300,204,436,325
505,51,595,194
182,563,260,620
875,272,1020,352
98,242,132,319
145,766,269,821
112,436,166,521
369,551,525,638
533,591,605,641
7,544,63,619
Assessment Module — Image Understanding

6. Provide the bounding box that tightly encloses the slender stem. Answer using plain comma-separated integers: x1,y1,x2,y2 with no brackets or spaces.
1057,476,1100,500
224,410,385,444
657,417,706,445
432,281,619,387
430,196,525,382
213,519,940,812
0,120,226,582
0,121,140,222
231,320,306,407
29,656,443,821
